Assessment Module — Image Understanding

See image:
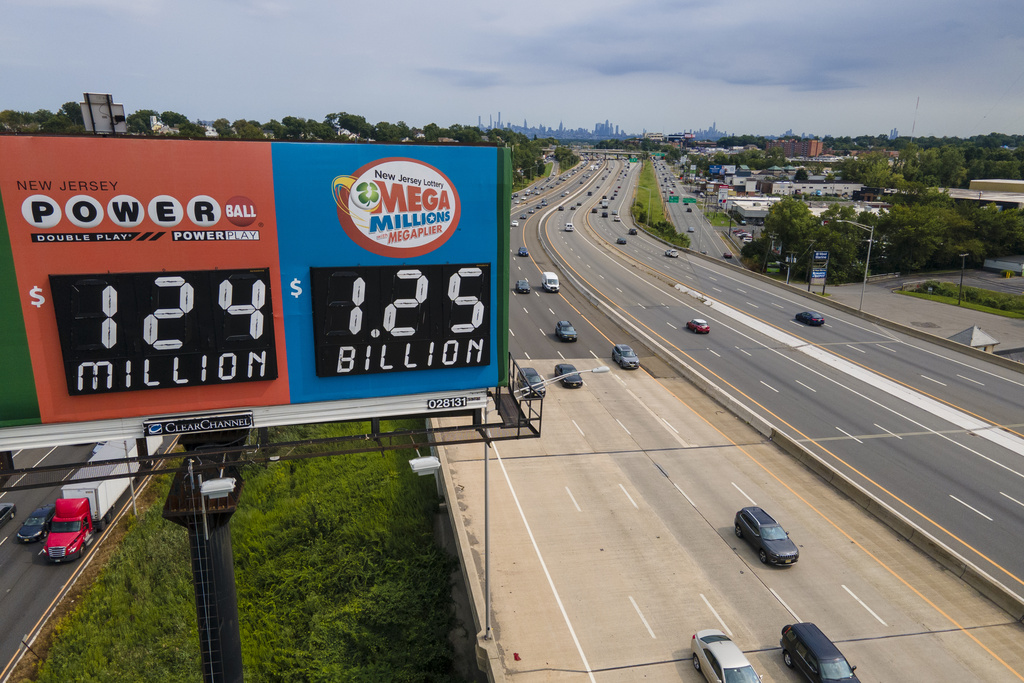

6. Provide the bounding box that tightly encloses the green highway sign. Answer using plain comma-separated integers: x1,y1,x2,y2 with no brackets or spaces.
668,196,679,203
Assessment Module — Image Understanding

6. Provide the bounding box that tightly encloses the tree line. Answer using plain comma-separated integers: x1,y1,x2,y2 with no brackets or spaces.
703,134,1024,190
741,191,1024,283
0,102,574,186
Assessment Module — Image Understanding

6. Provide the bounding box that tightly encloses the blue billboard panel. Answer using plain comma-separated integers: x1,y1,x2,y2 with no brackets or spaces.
272,144,508,404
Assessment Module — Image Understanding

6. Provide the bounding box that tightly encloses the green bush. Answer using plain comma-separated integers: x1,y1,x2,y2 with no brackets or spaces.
907,280,1024,314
35,475,202,683
35,420,462,683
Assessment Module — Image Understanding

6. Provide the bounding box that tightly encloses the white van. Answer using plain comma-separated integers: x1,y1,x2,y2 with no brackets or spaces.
565,222,574,232
541,272,559,292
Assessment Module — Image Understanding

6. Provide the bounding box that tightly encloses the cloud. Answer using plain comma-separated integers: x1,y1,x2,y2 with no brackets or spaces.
1,0,1022,136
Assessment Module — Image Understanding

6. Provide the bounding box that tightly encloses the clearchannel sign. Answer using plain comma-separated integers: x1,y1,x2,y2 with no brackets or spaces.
332,158,460,258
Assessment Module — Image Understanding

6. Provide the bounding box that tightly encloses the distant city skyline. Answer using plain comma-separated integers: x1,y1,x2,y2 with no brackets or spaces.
469,115,839,143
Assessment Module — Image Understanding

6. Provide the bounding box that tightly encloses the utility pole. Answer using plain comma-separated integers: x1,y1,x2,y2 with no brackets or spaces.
958,252,970,305
761,234,775,274
806,241,815,292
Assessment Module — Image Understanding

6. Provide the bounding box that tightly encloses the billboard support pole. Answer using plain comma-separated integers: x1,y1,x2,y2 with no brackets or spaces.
164,456,244,683
481,405,492,640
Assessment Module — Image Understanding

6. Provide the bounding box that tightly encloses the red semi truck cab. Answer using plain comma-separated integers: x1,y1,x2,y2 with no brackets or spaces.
44,498,94,563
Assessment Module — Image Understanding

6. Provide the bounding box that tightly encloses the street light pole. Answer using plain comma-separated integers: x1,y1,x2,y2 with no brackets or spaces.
958,252,969,305
836,220,875,311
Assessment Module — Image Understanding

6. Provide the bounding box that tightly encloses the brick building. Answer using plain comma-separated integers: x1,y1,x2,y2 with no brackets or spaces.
766,138,824,158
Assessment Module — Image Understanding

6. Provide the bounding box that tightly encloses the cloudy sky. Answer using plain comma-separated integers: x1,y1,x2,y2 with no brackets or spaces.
3,0,1023,139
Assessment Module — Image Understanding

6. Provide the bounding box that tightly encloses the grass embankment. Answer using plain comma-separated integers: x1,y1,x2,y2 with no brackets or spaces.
511,161,556,192
706,212,734,228
31,420,462,683
633,160,665,225
632,160,689,249
897,280,1024,318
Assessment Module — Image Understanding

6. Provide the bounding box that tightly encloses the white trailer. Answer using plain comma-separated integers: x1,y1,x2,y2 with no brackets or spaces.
60,440,139,531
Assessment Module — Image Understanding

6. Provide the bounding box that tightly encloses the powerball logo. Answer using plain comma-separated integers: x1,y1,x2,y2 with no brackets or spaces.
332,157,460,258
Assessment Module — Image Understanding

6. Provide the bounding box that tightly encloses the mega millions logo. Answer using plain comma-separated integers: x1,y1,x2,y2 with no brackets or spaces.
332,157,460,257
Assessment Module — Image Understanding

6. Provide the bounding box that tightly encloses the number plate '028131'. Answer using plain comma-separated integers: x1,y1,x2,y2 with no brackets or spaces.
426,397,468,410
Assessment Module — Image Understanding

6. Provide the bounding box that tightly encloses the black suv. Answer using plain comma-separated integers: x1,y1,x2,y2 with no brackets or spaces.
554,320,578,342
780,623,859,682
516,367,546,399
734,506,799,565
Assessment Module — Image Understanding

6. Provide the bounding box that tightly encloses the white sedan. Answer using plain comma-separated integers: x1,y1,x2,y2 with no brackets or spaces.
691,629,762,683
511,221,519,227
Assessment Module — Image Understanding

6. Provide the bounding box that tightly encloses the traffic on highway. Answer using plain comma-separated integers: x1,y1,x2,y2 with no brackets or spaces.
468,154,1024,680
3,153,1024,682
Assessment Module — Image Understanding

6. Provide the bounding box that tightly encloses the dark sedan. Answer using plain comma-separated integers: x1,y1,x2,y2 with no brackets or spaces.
517,247,529,257
554,363,583,388
0,501,16,529
795,311,825,326
616,237,627,245
514,279,530,294
17,503,56,542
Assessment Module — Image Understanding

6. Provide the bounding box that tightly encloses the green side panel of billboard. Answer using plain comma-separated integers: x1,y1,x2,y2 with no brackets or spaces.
0,192,41,427
495,146,512,386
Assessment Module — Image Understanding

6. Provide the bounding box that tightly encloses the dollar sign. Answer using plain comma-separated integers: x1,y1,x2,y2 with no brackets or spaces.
290,278,303,298
30,286,46,308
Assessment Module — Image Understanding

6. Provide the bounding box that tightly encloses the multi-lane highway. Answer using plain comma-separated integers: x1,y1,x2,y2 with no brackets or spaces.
0,441,167,680
4,155,1023,680
512,157,1024,596
0,443,104,675
466,155,1024,680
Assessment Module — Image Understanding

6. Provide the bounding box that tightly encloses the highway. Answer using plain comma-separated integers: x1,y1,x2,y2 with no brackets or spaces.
0,443,97,675
466,154,1024,679
3,155,1023,681
0,441,165,680
514,157,1024,597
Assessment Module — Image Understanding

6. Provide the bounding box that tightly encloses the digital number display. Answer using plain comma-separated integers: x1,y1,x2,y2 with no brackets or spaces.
310,264,489,377
49,268,277,395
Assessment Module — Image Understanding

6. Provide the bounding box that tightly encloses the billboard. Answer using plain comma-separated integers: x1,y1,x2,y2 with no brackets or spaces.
0,137,510,438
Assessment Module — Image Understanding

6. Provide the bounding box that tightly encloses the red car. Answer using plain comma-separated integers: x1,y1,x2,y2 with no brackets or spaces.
723,251,733,259
687,318,710,334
